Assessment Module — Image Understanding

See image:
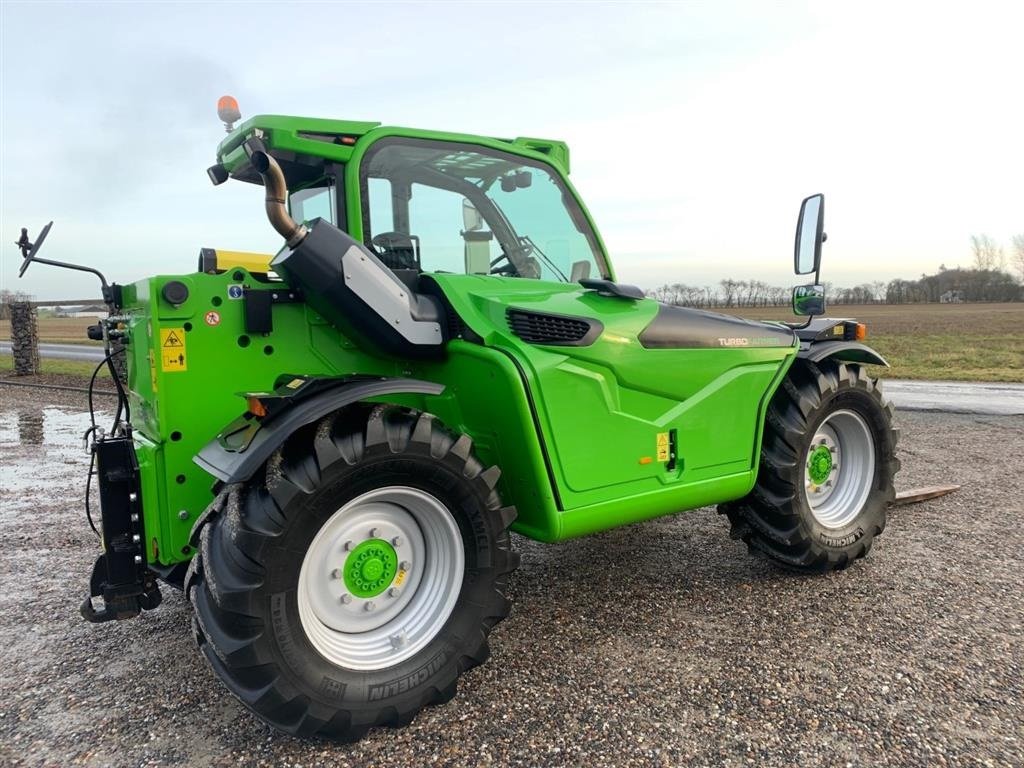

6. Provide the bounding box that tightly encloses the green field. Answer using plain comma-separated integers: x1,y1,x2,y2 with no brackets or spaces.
727,302,1023,382
3,303,1023,382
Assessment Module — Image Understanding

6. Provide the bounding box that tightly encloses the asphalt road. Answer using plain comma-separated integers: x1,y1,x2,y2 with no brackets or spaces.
879,379,1024,416
0,341,105,363
0,387,1021,767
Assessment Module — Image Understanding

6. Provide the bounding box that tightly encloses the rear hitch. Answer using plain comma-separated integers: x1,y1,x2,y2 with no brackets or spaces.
80,435,162,623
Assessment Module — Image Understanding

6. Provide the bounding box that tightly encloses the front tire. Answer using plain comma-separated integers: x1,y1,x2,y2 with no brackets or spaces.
186,405,518,740
720,359,899,571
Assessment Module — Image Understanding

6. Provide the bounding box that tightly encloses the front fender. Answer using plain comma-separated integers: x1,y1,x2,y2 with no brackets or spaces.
798,340,888,367
194,377,444,484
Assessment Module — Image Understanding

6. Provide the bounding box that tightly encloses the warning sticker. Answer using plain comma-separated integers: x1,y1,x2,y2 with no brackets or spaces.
160,327,187,372
656,432,670,462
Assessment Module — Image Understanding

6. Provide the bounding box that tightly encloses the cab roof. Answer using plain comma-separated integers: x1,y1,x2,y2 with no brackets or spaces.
215,114,571,187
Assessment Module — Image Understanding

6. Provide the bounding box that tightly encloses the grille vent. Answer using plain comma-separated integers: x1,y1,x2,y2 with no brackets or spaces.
445,305,467,338
507,309,595,345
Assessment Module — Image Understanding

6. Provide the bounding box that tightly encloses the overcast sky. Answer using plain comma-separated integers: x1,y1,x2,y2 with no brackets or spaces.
1,1,1021,300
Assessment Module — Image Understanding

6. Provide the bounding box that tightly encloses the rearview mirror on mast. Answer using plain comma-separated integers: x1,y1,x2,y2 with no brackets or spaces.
794,193,825,276
792,283,826,316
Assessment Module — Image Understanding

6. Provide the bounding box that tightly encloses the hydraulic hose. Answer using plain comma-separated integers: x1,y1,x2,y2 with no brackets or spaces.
245,144,309,248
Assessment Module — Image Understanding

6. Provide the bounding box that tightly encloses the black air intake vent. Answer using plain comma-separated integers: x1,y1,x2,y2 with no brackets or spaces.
506,309,601,346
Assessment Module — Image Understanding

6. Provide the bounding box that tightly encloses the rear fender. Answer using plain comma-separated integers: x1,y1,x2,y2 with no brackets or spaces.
194,376,444,484
798,340,888,367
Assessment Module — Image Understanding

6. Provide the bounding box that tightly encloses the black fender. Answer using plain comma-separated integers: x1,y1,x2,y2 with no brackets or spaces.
193,377,444,484
798,340,888,367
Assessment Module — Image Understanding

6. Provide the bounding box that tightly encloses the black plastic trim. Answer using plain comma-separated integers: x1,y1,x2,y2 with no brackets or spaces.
798,341,888,367
794,317,856,342
506,308,603,347
271,219,447,359
579,278,644,300
639,304,795,350
194,377,445,483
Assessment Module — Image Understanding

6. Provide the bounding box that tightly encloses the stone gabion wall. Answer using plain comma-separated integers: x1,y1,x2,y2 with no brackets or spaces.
8,302,40,376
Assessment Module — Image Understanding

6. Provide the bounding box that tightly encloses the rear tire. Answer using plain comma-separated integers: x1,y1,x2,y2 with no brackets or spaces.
720,359,899,571
186,405,518,739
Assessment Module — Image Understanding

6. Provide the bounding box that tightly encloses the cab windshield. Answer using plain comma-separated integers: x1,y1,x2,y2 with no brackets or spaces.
361,138,607,281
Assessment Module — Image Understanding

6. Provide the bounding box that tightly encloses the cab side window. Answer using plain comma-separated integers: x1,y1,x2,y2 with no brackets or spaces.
289,178,336,225
366,177,394,235
407,184,472,274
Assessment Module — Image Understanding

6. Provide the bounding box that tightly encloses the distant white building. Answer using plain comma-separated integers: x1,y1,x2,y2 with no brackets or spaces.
52,304,108,318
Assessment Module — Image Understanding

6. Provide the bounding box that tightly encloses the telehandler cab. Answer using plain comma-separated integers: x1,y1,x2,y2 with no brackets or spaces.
16,100,898,740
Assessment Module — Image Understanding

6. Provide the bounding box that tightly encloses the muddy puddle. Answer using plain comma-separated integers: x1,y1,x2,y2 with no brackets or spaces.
0,401,110,515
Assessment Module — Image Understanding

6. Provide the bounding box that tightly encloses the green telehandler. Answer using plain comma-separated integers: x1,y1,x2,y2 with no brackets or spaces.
16,100,898,740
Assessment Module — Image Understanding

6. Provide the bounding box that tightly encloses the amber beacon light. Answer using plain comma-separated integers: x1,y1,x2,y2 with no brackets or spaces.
217,95,241,132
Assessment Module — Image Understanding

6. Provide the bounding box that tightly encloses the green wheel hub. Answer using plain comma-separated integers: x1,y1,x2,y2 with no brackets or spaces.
343,539,398,598
808,444,833,486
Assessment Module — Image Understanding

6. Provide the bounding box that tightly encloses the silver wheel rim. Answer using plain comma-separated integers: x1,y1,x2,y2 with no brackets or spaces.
297,486,464,671
804,409,876,529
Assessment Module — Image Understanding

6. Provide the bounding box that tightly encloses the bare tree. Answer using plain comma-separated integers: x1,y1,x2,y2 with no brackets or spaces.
719,279,739,307
0,289,33,320
971,234,1004,270
1012,234,1024,283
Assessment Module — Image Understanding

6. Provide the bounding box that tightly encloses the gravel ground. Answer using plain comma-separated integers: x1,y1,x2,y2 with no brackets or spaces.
0,383,1021,768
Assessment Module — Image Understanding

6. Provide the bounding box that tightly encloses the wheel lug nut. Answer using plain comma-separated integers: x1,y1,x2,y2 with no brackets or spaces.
339,593,352,605
388,587,400,598
364,601,376,612
390,633,407,649
399,560,411,571
330,568,342,579
369,527,379,539
342,540,353,552
391,536,402,547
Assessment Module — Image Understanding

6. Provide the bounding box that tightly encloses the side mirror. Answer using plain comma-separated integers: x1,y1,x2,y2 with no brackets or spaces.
794,193,825,276
792,284,826,316
462,199,483,232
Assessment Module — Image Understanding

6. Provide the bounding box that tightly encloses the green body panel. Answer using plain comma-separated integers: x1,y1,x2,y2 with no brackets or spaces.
420,276,796,538
123,116,799,564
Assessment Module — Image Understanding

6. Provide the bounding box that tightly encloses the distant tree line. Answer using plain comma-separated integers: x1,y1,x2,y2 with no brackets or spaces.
646,233,1024,307
646,279,895,308
886,266,1020,303
0,289,33,320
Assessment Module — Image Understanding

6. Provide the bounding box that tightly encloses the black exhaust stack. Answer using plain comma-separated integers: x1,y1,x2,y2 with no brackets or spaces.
244,141,447,360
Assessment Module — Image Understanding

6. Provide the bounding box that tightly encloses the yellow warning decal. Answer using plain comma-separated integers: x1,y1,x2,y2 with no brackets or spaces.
656,432,670,462
394,569,407,587
160,327,187,372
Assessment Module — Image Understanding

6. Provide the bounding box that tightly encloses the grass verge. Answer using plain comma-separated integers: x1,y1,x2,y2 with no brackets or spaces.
0,354,110,379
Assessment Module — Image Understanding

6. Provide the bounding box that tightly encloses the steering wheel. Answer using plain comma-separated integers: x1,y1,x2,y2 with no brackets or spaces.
371,231,418,270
